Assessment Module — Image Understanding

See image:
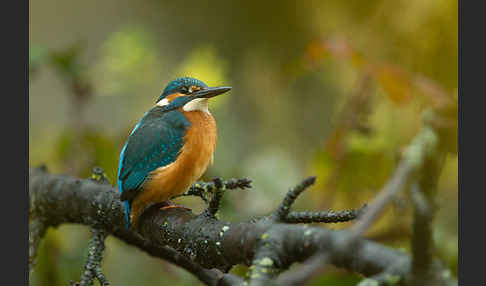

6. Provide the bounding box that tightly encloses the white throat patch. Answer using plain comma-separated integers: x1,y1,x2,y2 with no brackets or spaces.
183,98,210,113
156,98,169,106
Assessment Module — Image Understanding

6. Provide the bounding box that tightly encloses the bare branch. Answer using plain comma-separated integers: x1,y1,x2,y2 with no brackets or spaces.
29,121,455,286
351,125,439,236
70,228,109,286
29,218,47,274
70,167,112,286
28,167,457,286
274,176,316,221
284,205,365,224
267,125,447,286
30,167,244,286
207,177,226,216
174,177,252,204
409,149,446,285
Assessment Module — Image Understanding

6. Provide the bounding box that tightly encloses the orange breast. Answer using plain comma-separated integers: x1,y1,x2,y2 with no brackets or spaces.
130,110,217,224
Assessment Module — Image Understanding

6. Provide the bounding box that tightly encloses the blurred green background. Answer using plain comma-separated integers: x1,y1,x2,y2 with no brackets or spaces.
29,0,457,285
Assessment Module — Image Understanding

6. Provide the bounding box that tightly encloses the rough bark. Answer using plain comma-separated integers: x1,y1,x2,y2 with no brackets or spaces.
29,165,456,286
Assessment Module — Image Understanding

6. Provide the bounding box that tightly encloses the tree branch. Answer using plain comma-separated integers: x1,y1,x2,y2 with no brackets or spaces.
409,148,447,285
284,207,365,224
29,166,456,286
29,217,46,274
70,228,109,286
258,124,453,286
273,176,316,221
173,177,252,204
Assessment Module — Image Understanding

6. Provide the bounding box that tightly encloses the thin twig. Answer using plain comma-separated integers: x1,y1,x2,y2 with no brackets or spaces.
173,178,252,203
274,176,316,221
70,228,109,286
29,218,47,274
70,167,111,286
409,151,445,285
350,125,439,237
283,205,366,224
350,162,413,237
207,177,225,216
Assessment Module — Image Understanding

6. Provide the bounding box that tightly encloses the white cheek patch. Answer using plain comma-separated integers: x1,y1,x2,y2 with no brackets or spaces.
156,98,169,106
183,98,210,113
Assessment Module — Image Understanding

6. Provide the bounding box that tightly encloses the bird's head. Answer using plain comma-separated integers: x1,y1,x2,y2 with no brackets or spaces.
155,77,231,113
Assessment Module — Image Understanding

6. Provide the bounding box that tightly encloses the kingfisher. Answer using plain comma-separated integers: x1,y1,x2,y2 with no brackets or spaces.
117,77,231,229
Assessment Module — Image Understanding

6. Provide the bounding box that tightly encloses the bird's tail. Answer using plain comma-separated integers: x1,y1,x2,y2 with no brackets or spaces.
124,201,131,229
119,182,131,229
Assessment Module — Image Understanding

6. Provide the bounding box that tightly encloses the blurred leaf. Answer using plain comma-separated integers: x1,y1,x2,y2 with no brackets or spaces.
79,129,119,180
32,230,62,286
324,128,347,160
304,37,454,109
48,42,85,80
304,37,367,70
374,65,414,105
230,265,249,278
93,27,162,96
316,147,394,195
309,271,362,286
29,45,47,77
47,42,94,102
54,128,118,180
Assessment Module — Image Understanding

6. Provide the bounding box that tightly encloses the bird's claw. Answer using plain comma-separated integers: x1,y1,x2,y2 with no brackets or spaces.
159,200,192,212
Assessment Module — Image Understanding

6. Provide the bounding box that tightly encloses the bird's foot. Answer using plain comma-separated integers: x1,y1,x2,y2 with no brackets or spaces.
159,200,192,212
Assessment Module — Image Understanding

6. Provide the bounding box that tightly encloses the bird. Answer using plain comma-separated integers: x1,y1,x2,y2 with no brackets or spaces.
117,77,231,229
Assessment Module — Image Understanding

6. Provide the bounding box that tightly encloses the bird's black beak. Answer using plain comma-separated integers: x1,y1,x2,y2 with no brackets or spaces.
193,86,232,99
159,86,231,114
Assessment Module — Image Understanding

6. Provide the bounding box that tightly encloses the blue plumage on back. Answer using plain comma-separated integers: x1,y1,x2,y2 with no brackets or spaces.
118,144,130,228
117,107,191,228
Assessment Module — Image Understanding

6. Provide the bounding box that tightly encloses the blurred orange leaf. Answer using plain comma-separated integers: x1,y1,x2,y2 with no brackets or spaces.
374,65,414,104
305,37,367,69
304,37,454,108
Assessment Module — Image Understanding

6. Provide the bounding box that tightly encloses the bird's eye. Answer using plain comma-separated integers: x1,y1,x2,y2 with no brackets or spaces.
181,86,189,94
